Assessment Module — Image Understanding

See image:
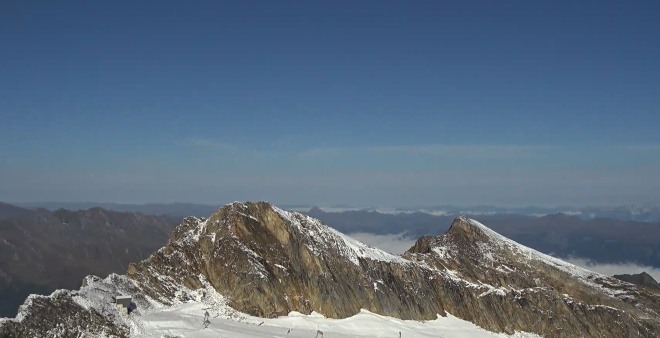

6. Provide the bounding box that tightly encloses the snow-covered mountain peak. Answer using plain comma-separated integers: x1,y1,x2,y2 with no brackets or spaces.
270,204,409,266
445,216,602,277
447,215,490,237
171,201,409,267
406,215,658,312
445,215,516,245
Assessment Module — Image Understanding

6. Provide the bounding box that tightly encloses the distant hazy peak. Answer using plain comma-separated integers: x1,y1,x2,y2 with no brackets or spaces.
613,272,660,290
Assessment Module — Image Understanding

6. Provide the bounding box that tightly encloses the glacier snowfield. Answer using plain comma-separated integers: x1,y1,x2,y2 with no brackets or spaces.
133,302,540,338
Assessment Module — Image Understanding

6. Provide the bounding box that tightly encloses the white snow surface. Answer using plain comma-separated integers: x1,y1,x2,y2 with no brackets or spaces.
132,300,541,338
4,269,542,338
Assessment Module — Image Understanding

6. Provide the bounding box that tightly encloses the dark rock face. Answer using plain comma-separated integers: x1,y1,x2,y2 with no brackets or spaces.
0,202,36,221
614,272,660,290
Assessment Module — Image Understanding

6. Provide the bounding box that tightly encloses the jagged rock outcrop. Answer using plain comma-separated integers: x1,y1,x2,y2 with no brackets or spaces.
404,216,660,337
2,202,660,338
0,289,129,338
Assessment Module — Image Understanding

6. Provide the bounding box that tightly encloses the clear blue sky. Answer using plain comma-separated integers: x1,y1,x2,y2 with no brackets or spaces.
1,1,659,207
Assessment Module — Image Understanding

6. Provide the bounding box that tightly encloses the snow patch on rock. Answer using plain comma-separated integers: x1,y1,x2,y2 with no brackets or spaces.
272,205,410,266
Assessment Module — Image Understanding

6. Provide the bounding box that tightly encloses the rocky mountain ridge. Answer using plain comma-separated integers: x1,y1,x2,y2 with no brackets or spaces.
2,201,659,338
306,207,660,269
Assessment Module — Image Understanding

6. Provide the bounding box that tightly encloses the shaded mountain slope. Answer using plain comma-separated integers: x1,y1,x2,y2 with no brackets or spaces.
0,202,37,221
0,204,179,317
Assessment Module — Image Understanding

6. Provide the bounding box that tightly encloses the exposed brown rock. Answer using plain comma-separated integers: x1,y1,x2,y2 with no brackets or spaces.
125,202,660,338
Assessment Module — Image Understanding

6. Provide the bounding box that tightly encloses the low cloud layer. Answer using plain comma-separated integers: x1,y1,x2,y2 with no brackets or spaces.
349,233,660,283
347,233,417,255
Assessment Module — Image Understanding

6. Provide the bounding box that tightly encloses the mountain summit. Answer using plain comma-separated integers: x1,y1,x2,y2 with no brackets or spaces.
2,202,659,338
127,201,436,320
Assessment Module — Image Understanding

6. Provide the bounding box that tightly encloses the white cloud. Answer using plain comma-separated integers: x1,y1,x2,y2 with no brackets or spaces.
304,144,660,154
181,138,237,151
298,145,556,159
178,142,660,158
610,145,660,152
347,232,418,255
560,256,660,282
294,144,660,166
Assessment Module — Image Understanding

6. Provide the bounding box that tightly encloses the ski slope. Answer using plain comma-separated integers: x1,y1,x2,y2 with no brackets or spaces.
133,302,540,338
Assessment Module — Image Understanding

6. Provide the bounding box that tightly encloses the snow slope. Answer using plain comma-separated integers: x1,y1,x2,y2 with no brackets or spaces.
56,267,540,338
133,303,540,338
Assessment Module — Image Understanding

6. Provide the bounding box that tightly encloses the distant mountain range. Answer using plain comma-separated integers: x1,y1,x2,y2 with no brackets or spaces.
0,202,179,318
14,202,660,222
11,202,223,218
300,204,660,222
614,272,660,290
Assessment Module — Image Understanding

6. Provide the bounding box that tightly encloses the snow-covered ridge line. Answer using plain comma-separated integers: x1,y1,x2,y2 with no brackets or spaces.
167,203,630,301
271,205,410,266
463,217,606,277
461,217,631,297
222,203,625,298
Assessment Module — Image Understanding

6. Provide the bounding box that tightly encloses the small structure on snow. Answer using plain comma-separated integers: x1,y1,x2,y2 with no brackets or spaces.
203,310,211,328
114,295,132,314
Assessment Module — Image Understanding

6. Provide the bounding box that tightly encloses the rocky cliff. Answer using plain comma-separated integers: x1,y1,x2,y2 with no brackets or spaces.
405,216,660,337
2,201,660,338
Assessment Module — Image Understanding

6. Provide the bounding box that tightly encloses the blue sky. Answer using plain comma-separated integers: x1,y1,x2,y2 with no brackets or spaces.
1,1,659,207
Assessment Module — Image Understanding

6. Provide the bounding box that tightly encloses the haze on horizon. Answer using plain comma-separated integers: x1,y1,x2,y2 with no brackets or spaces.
1,1,659,208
